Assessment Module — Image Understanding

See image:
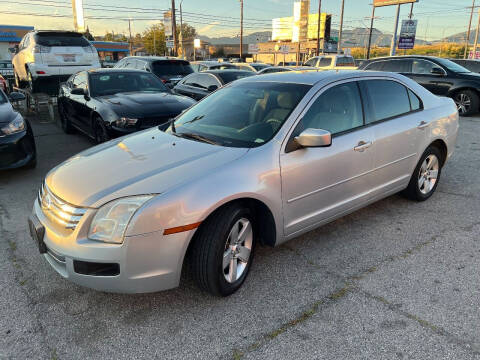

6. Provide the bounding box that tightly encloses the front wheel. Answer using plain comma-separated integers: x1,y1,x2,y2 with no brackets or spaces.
453,89,479,116
402,146,442,201
190,204,256,297
58,101,75,134
93,116,110,144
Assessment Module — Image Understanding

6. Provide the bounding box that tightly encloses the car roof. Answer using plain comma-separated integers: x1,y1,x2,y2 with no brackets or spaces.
203,69,253,75
87,68,148,74
366,55,444,62
122,56,189,63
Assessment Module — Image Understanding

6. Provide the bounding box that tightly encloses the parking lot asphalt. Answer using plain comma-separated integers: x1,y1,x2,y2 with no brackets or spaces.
1,111,479,360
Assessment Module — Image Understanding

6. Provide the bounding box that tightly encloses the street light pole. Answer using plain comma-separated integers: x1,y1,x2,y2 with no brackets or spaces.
389,3,401,56
128,19,133,56
316,0,322,56
465,0,476,59
337,0,345,54
240,0,244,61
366,4,376,59
171,0,178,56
180,0,184,59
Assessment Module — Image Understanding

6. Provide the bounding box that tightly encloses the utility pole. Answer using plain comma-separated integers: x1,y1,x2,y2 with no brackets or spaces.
474,9,480,59
128,19,133,56
180,0,184,59
465,0,476,59
366,4,376,59
239,0,244,61
171,0,178,56
338,0,345,54
316,0,322,56
389,3,401,56
153,28,156,56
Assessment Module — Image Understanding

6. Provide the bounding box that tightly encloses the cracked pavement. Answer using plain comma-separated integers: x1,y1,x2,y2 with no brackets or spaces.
0,112,479,359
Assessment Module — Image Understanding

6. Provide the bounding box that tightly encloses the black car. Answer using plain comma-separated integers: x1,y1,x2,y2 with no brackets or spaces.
450,59,480,74
173,70,254,100
58,69,196,143
114,56,194,88
0,91,36,170
359,55,479,116
190,61,237,72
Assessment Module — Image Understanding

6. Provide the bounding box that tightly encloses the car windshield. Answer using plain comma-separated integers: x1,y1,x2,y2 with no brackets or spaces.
168,82,311,148
435,58,471,73
151,60,194,77
216,71,255,84
90,72,169,96
35,33,90,47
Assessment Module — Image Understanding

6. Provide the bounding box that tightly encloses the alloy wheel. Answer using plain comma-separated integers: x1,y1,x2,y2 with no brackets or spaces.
417,154,439,195
223,218,253,283
455,93,471,115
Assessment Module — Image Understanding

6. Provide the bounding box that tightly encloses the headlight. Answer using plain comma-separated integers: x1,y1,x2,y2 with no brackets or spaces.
115,117,138,127
88,195,154,244
1,114,25,135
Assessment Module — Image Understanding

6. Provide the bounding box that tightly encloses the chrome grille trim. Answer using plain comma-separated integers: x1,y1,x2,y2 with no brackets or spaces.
39,183,87,230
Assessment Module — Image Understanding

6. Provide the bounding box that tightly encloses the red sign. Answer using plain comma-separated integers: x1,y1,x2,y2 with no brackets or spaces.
374,0,418,7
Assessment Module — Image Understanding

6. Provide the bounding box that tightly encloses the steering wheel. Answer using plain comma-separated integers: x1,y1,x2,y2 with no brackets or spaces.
266,118,282,131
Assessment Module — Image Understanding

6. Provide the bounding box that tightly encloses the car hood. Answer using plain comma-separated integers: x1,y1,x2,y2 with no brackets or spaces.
0,102,17,125
97,92,195,117
45,128,249,208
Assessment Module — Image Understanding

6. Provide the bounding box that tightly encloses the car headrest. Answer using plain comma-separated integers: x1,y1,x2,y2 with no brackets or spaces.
277,92,295,109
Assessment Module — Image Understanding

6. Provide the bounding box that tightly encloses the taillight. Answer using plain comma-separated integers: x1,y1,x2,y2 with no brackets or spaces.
83,45,97,54
33,45,51,53
161,79,167,83
36,71,46,74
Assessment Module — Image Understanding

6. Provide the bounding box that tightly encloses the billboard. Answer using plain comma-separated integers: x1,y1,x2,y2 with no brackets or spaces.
398,19,417,49
163,11,172,37
272,13,330,41
374,0,418,7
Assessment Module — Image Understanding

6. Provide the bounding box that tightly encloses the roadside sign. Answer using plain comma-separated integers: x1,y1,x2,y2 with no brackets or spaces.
469,50,480,59
166,40,174,49
344,48,351,56
248,44,259,54
374,0,418,7
398,19,417,49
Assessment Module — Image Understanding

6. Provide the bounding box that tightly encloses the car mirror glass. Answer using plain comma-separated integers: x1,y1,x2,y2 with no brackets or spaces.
294,128,332,148
207,85,218,92
8,92,26,102
431,67,445,76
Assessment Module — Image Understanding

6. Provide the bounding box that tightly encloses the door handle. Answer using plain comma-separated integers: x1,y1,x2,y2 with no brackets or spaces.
417,121,429,129
354,141,373,152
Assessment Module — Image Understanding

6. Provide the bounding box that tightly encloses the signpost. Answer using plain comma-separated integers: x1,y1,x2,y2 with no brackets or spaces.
398,19,417,49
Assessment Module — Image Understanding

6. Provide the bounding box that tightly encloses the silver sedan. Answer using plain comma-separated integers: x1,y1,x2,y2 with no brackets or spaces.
28,71,459,296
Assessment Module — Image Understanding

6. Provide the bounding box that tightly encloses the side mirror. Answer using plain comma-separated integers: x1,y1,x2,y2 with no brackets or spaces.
207,85,218,92
295,128,332,148
8,92,26,102
71,87,87,96
431,67,445,76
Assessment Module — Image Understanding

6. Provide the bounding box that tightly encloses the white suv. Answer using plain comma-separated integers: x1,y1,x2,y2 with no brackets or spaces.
304,54,357,70
12,31,101,93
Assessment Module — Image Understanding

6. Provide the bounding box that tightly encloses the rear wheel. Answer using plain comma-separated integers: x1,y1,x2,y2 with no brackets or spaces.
27,69,39,93
190,204,256,297
93,115,110,144
453,89,479,116
402,146,442,201
14,69,25,89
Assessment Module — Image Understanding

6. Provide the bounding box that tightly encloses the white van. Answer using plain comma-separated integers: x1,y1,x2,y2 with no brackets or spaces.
12,31,101,92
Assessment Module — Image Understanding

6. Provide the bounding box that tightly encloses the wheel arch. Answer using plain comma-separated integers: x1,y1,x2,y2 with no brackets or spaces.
447,86,480,99
428,138,448,166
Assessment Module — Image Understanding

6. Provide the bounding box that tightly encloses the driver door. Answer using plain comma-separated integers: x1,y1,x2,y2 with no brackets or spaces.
280,80,375,238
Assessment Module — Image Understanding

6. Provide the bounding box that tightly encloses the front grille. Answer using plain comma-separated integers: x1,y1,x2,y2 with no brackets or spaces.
38,183,87,230
139,116,172,129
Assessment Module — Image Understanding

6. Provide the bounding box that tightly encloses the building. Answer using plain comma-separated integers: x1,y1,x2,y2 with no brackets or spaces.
0,25,34,60
91,41,130,62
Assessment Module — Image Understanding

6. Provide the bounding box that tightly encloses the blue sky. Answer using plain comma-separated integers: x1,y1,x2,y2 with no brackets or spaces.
0,0,472,41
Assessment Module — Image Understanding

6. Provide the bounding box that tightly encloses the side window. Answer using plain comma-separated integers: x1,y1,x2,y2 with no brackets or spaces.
184,74,201,87
318,58,332,67
365,61,385,71
382,59,412,73
136,60,146,70
72,72,88,90
296,81,364,136
304,57,318,67
196,74,221,89
408,89,422,111
363,80,411,123
412,60,442,75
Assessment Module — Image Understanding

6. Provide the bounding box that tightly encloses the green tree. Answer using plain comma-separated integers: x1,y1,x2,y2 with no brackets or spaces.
143,24,166,55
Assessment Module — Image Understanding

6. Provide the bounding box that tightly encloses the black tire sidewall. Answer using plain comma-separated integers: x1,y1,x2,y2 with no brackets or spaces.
93,117,108,144
410,146,443,201
455,90,479,117
210,207,256,296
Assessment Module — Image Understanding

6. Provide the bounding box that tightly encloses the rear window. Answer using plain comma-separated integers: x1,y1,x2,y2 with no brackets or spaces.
0,62,12,69
151,61,193,77
35,33,90,47
336,56,355,67
216,71,255,84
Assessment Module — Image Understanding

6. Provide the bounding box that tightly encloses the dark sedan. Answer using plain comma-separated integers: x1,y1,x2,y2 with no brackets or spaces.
58,69,196,143
359,55,480,116
0,91,36,170
173,70,254,100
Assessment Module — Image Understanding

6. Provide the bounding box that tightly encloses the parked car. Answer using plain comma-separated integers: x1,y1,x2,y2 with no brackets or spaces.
304,55,357,70
248,63,271,72
0,60,14,90
190,61,237,72
277,61,298,66
12,30,101,93
450,59,480,73
29,71,458,296
57,69,195,143
0,90,36,170
173,69,254,100
359,55,480,116
115,56,194,88
232,63,257,72
257,66,315,75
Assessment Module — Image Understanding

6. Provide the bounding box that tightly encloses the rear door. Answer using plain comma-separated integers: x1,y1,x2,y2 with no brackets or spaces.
409,59,451,95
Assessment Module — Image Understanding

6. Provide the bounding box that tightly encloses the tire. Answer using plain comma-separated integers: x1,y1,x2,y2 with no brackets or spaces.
453,89,479,117
58,101,75,134
14,69,25,89
92,115,110,144
22,137,37,169
402,146,443,202
190,204,256,297
26,69,39,93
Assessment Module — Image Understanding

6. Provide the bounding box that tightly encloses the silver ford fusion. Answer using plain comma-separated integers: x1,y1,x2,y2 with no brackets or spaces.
28,71,458,296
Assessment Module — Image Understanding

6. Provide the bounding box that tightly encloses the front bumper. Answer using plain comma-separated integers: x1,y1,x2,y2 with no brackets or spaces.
0,130,36,170
31,197,193,293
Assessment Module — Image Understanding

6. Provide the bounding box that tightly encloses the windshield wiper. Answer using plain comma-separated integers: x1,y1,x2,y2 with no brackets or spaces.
175,132,221,145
